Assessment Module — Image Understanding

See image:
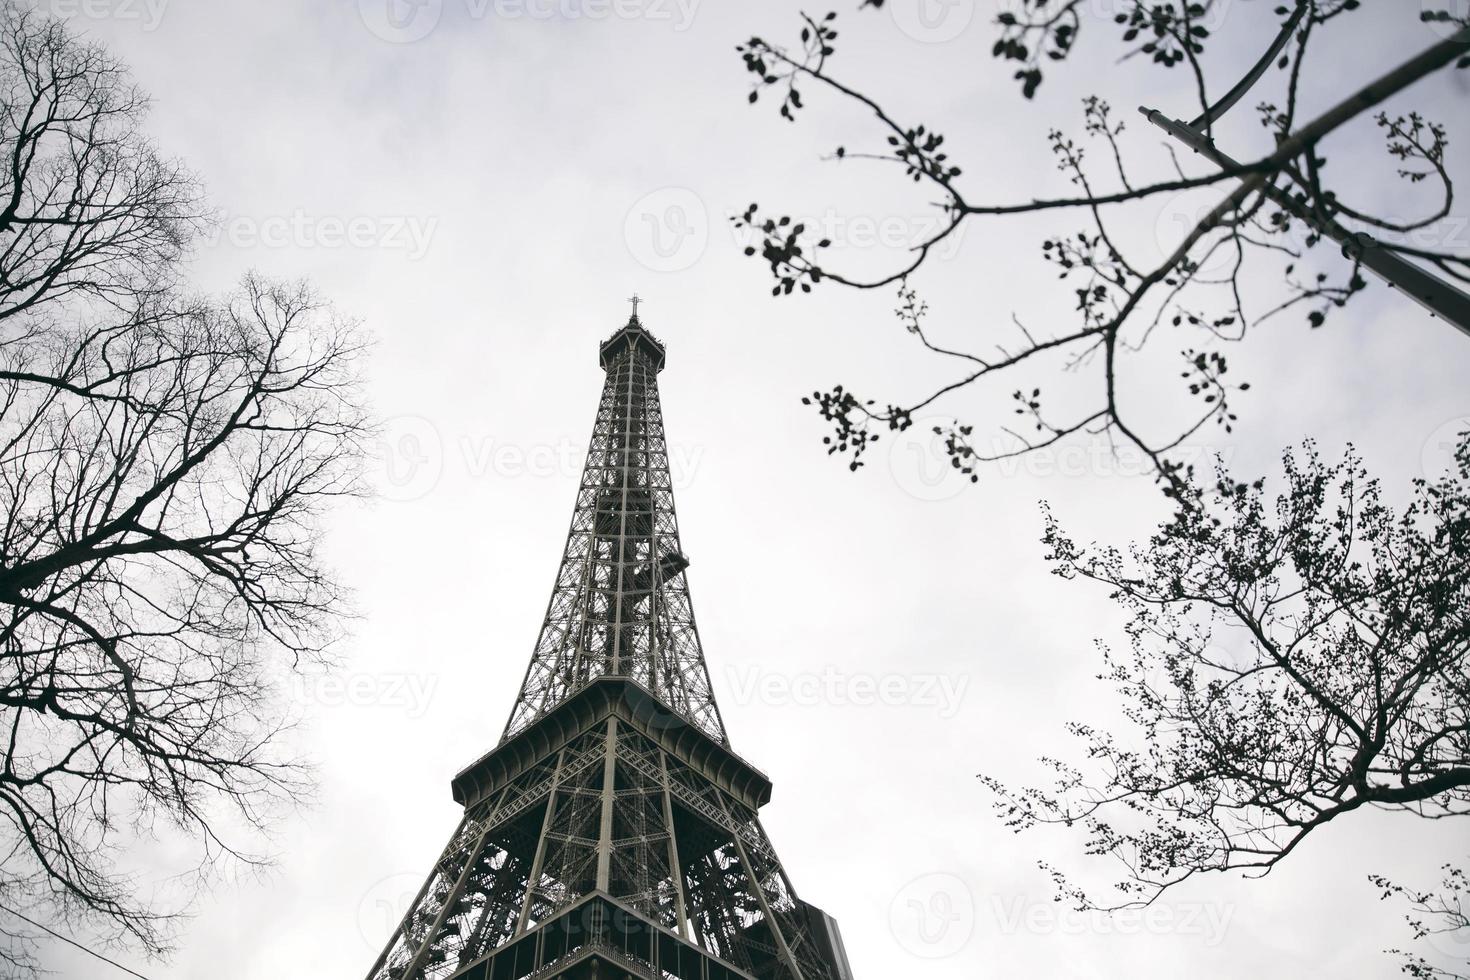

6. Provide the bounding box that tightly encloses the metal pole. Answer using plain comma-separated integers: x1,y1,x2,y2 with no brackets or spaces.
1139,20,1470,339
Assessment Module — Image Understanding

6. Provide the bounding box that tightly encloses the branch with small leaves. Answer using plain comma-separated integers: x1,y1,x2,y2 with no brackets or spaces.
735,4,1467,500
982,433,1470,911
1373,863,1470,980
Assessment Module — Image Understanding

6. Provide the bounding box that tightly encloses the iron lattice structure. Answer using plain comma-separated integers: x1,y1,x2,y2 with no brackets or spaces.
365,313,852,980
503,324,724,744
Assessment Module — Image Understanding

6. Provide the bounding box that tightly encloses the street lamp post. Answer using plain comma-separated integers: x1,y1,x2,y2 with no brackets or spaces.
1140,7,1470,338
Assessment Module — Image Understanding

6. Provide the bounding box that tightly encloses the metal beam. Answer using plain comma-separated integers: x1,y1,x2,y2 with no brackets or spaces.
1140,24,1470,338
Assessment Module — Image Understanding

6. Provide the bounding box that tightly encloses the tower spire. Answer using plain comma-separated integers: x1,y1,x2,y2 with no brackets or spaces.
364,305,852,980
502,304,718,741
627,293,642,321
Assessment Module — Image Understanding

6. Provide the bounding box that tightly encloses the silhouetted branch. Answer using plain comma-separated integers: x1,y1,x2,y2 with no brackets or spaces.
1373,863,1470,979
980,432,1470,920
736,4,1469,498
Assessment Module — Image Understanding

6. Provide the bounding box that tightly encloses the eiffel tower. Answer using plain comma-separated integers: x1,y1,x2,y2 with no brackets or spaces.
365,303,853,980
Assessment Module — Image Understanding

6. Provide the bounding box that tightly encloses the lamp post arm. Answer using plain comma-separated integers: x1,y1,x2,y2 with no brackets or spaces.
1140,21,1470,338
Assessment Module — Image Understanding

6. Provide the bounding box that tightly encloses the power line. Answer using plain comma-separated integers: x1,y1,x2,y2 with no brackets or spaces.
0,900,155,980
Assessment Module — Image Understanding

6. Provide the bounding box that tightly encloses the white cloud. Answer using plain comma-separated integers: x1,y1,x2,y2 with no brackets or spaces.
30,3,1470,978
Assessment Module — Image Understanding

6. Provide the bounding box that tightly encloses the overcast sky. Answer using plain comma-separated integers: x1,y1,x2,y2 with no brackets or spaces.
23,0,1470,977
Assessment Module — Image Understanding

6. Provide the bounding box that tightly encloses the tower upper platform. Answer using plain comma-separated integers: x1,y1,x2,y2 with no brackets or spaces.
599,312,666,372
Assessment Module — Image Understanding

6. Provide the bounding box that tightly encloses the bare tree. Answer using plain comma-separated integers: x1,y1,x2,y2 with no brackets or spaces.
734,2,1468,496
0,7,368,971
971,433,1470,974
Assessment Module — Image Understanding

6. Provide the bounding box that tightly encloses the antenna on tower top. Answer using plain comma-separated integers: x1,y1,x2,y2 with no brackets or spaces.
627,293,642,322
